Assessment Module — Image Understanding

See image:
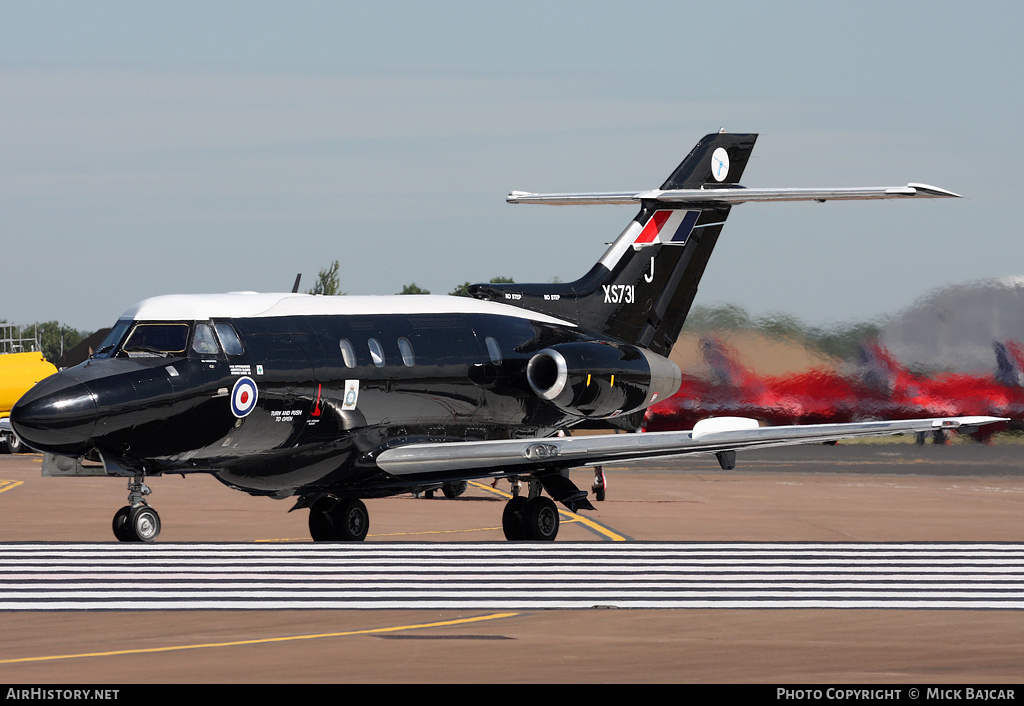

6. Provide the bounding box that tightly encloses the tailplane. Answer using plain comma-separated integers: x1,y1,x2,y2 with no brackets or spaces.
475,131,959,357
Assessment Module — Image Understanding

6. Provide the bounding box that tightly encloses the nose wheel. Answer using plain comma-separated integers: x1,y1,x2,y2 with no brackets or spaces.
113,504,161,542
112,474,161,542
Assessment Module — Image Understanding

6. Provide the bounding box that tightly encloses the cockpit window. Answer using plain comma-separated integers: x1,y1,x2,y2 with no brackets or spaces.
214,323,244,355
122,323,190,357
191,323,220,355
92,320,132,359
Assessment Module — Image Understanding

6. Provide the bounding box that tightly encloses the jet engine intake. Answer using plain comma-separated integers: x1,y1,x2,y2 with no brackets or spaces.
526,342,681,418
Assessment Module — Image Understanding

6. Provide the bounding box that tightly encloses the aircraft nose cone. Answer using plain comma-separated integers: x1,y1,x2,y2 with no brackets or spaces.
9,375,98,455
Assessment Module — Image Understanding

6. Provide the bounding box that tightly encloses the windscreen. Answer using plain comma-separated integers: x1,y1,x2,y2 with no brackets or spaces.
121,323,190,357
92,320,132,358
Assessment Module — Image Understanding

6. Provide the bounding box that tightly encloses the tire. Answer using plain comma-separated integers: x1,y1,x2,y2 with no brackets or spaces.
5,433,23,454
334,498,369,541
522,496,559,541
442,481,468,499
112,506,133,542
128,505,161,543
502,496,528,540
309,497,369,541
308,497,334,541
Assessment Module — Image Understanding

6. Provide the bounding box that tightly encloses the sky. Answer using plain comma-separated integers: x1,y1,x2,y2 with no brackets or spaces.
1,1,1022,333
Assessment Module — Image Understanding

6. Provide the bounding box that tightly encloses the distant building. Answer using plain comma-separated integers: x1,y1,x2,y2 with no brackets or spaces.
58,328,111,369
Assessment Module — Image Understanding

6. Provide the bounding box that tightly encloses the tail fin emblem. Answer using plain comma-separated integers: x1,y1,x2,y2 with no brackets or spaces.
711,147,730,182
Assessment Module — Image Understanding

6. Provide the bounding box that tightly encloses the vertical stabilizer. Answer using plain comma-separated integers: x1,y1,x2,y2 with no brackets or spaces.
472,132,758,356
995,340,1024,387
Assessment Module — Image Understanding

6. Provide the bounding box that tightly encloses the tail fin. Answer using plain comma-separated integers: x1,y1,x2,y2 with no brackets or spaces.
857,340,903,395
471,132,758,356
995,340,1024,387
700,335,752,388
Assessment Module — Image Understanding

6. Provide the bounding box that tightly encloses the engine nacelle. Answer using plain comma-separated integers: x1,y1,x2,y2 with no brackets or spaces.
526,342,681,419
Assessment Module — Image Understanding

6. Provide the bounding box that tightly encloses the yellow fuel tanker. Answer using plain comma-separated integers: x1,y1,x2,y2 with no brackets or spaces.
0,351,57,452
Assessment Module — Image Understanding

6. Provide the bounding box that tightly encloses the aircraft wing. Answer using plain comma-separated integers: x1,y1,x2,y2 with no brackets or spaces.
374,416,1004,478
506,183,960,205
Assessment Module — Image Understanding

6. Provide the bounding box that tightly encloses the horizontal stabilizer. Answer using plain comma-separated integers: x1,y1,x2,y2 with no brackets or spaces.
507,183,961,205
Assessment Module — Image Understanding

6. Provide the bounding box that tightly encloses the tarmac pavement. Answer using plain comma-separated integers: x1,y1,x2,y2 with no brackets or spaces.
0,441,1021,683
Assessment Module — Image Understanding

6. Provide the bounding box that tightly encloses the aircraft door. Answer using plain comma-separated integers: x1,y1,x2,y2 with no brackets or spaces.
255,337,318,449
221,335,318,453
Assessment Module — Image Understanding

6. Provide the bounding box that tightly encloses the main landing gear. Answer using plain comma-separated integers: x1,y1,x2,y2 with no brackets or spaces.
501,477,560,541
304,487,565,542
416,481,469,499
502,495,559,541
112,474,161,542
308,496,370,541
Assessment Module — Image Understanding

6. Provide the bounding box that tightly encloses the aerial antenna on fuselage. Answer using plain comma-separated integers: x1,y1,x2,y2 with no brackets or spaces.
291,274,302,294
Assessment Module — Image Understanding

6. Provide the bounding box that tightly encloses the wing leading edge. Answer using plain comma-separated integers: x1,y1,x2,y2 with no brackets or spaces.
374,416,1006,478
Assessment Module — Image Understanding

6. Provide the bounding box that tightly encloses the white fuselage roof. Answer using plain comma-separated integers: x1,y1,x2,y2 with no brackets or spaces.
119,292,575,327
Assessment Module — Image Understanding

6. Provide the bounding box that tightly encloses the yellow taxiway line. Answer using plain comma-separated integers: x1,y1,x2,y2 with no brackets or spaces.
0,612,520,665
470,481,626,541
0,479,23,495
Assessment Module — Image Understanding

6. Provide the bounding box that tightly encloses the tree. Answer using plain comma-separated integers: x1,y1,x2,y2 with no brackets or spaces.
398,283,430,295
35,322,88,366
307,260,342,296
449,281,472,297
685,303,754,332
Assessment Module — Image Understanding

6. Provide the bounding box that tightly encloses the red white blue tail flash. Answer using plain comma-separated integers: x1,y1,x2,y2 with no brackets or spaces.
633,210,700,246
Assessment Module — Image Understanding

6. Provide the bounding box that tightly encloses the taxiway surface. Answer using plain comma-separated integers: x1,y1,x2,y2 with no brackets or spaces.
0,442,1022,683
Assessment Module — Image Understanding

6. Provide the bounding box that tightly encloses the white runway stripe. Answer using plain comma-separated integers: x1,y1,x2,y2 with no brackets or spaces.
0,542,1022,610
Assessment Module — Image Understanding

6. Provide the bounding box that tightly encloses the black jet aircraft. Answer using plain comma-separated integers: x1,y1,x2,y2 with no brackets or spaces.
10,131,1003,543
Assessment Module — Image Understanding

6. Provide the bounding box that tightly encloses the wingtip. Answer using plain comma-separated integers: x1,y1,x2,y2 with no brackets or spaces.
908,183,963,198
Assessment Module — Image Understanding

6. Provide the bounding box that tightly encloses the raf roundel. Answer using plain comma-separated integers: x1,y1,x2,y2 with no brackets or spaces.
231,376,259,418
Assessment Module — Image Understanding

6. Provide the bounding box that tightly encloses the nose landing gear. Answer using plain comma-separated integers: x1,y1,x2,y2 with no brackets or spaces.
112,474,161,542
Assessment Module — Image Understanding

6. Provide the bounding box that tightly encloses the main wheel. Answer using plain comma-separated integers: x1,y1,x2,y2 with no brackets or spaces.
442,481,468,499
334,498,369,541
522,496,559,541
502,496,528,540
309,497,369,541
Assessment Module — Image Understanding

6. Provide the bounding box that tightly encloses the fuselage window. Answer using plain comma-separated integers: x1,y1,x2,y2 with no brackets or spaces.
122,323,190,357
398,337,415,367
192,323,220,355
485,336,502,365
215,323,244,355
339,339,356,368
368,338,385,367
